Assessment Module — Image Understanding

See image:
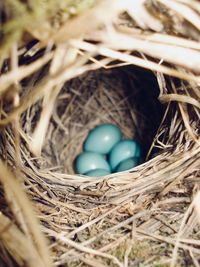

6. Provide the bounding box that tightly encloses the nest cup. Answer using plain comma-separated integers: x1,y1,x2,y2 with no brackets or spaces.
0,1,200,267
37,66,164,174
1,58,199,267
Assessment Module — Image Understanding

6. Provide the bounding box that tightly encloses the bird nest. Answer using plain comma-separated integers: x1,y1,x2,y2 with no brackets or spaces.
0,1,200,267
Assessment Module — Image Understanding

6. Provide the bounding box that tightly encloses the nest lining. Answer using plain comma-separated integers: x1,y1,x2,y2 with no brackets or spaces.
26,66,164,174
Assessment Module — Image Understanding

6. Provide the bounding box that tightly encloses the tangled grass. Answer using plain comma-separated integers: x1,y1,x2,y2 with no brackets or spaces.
0,1,200,266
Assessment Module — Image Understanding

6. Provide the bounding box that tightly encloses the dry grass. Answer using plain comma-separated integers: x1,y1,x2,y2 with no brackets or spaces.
0,0,200,266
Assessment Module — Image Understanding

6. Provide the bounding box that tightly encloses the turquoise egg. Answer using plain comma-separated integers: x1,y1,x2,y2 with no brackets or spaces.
84,124,122,154
109,140,141,171
115,157,140,172
85,169,110,177
75,152,110,174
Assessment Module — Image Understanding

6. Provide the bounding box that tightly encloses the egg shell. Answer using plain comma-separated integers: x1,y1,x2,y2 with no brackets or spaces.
84,124,122,154
109,140,141,171
85,169,110,177
115,157,140,172
75,152,110,174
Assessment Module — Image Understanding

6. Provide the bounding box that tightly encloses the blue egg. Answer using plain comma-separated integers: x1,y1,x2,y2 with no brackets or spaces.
84,124,122,154
115,157,140,172
75,152,110,174
85,169,110,177
109,140,141,171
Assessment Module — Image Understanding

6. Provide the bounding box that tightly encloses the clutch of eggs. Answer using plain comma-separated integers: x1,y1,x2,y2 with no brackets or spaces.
74,123,142,177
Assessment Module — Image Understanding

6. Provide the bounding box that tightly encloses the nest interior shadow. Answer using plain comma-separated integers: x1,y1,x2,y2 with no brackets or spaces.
28,66,165,174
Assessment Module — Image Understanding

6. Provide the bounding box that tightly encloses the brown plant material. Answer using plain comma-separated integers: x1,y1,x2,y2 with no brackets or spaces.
0,0,200,266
